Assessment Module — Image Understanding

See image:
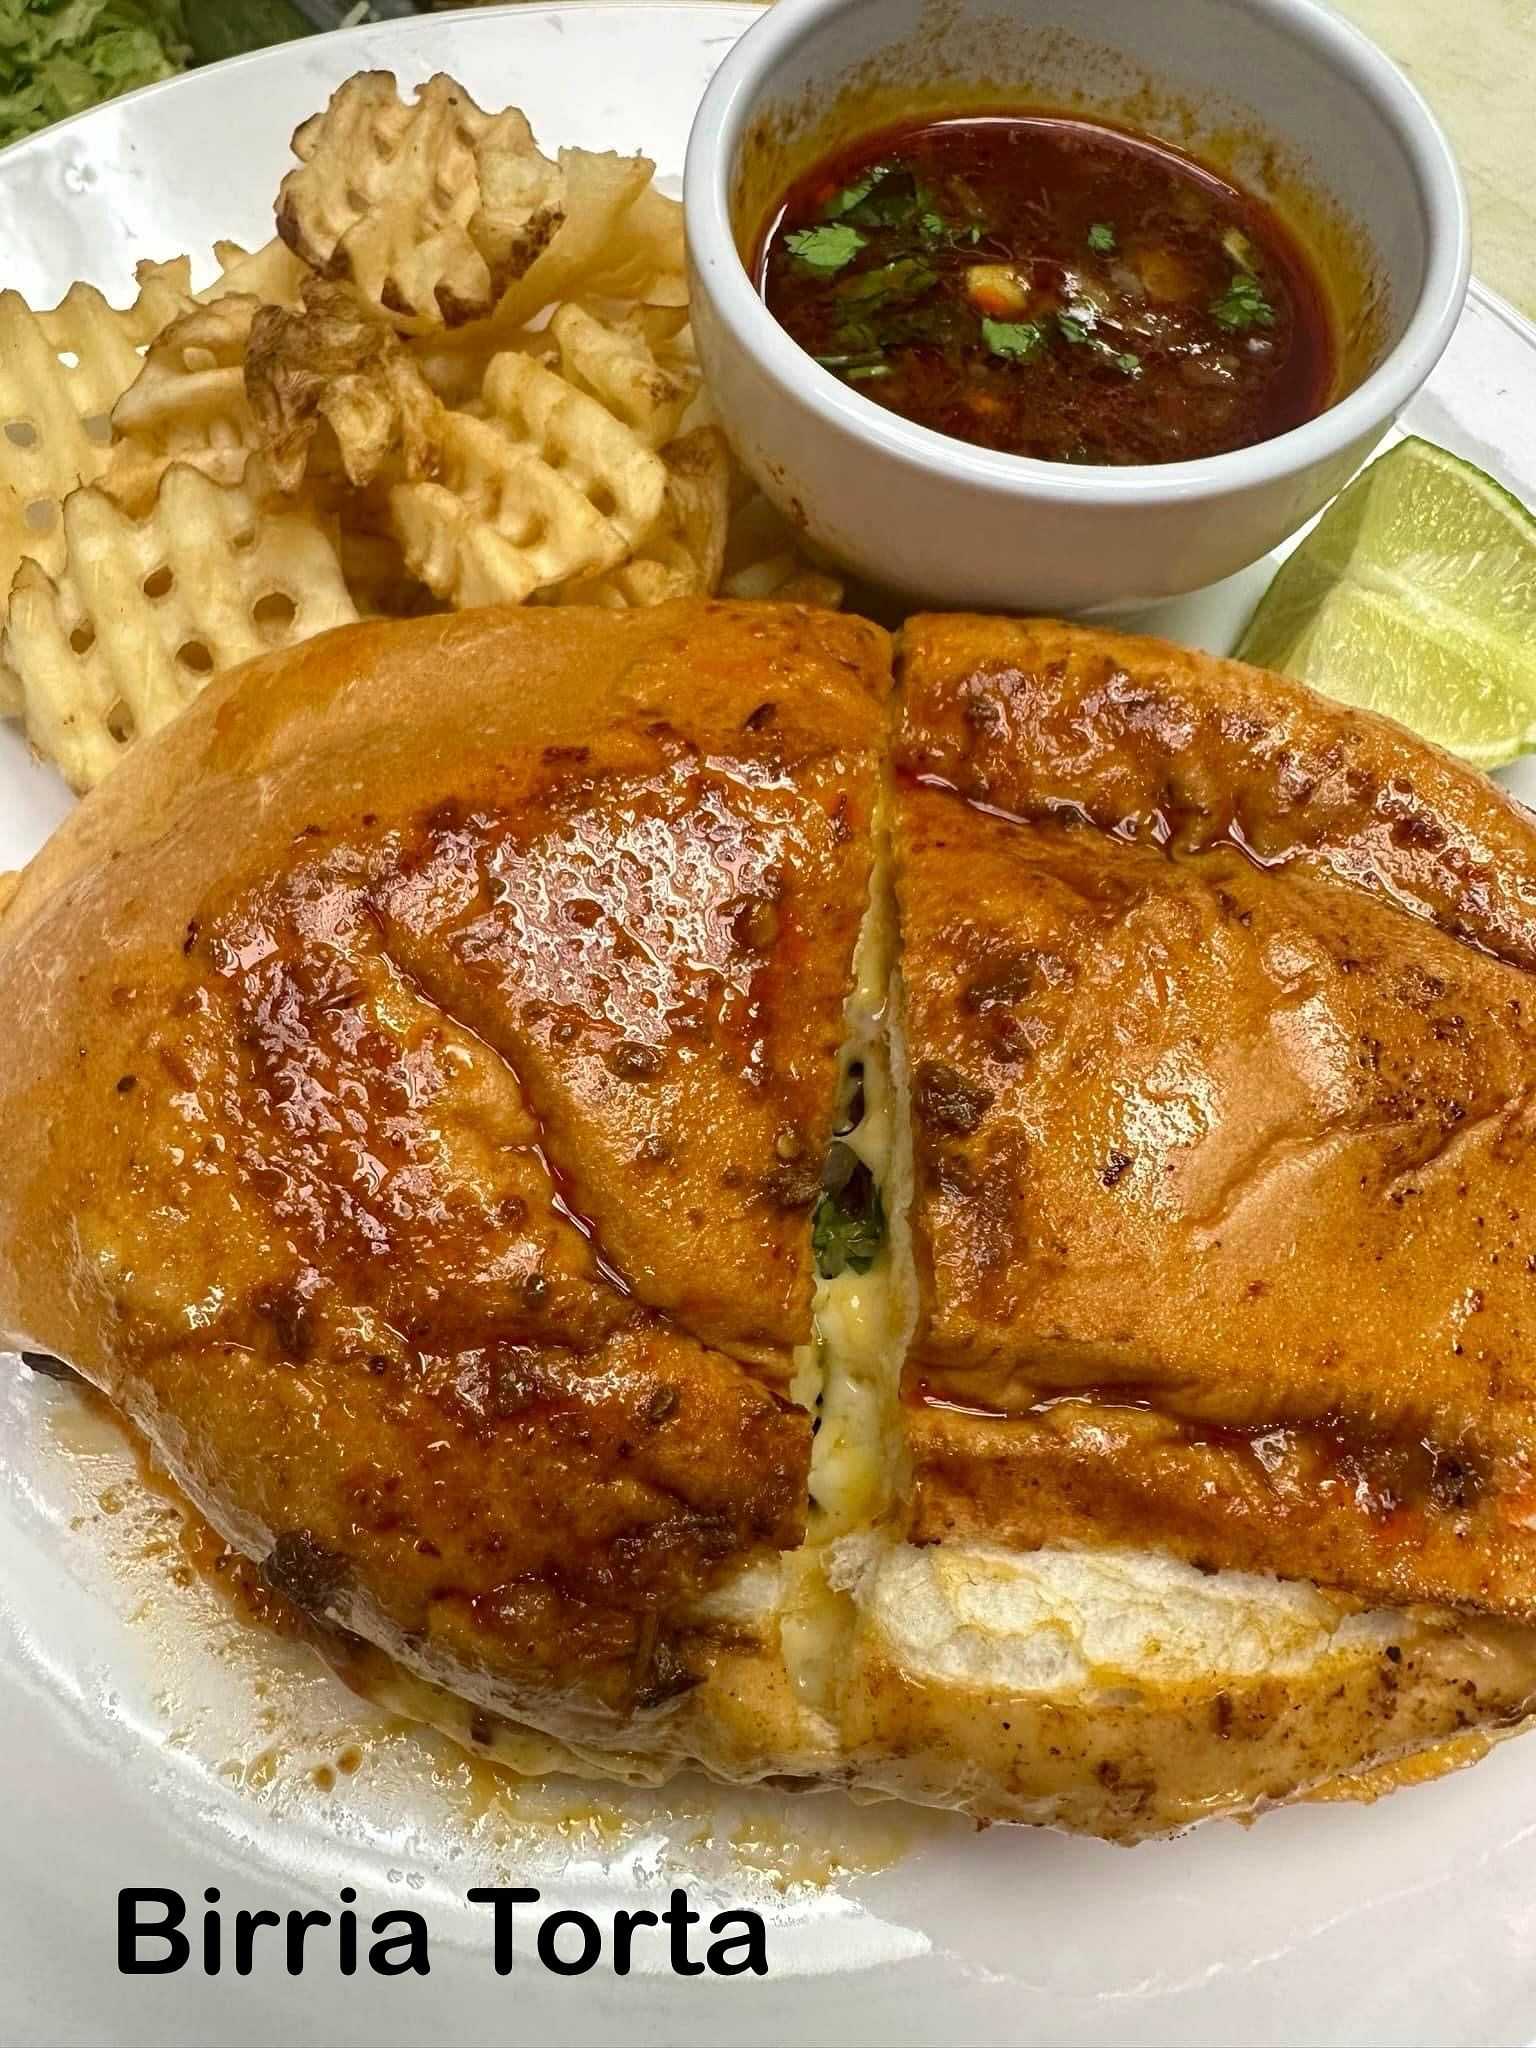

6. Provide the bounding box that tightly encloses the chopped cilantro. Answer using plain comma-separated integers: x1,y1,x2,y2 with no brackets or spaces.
981,318,1047,363
831,313,881,353
1087,221,1117,254
836,256,938,307
838,166,927,229
823,169,884,219
1058,309,1140,374
785,223,866,272
815,350,893,383
1211,271,1275,329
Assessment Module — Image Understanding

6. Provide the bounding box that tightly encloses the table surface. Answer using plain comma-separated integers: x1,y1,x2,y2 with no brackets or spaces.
1333,0,1536,320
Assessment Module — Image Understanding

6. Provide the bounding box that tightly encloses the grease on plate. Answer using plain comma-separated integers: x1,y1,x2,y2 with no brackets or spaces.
35,1371,941,1899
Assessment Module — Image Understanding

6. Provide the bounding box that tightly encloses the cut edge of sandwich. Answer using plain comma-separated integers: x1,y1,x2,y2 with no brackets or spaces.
776,785,918,1735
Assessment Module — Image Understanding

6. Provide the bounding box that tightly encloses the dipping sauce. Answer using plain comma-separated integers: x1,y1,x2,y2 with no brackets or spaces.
758,113,1335,466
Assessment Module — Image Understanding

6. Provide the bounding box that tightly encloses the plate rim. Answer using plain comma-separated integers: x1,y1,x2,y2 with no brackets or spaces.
0,0,769,172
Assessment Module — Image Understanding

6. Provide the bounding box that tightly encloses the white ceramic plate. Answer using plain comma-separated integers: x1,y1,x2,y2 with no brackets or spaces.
3,11,1536,2045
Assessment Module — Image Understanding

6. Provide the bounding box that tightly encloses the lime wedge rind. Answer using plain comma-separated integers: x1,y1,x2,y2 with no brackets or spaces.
1237,437,1536,768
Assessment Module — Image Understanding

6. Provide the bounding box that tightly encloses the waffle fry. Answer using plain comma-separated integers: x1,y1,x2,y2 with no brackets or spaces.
556,426,730,609
246,280,442,494
402,149,662,406
104,297,259,511
491,147,656,328
0,68,838,793
389,349,668,608
0,464,356,791
0,259,194,596
199,237,312,310
577,184,687,307
407,319,512,409
277,72,566,332
548,303,698,449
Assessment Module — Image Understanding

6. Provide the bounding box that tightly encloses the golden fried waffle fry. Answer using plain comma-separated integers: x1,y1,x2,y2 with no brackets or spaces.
0,72,837,776
721,550,846,607
0,463,356,791
318,475,441,620
577,184,687,307
407,319,511,409
105,297,259,511
388,416,615,609
579,299,694,362
0,259,194,597
491,147,655,328
276,72,565,332
548,303,698,449
556,426,730,609
199,236,312,309
389,349,668,608
403,153,661,403
246,279,442,494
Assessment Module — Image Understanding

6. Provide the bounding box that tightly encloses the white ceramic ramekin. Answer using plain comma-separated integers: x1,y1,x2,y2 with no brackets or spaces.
685,0,1470,613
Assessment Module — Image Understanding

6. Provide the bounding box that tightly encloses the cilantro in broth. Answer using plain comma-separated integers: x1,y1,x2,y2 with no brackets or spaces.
982,319,1047,363
1087,221,1117,253
792,157,980,387
1057,308,1141,375
1211,271,1276,329
837,166,928,229
822,169,884,219
785,223,867,272
836,255,939,308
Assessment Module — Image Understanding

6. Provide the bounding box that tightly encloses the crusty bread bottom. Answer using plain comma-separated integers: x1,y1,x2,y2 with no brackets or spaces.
320,1537,1536,1843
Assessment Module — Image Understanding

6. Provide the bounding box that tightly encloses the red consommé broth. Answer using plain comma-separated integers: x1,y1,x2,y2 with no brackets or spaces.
758,113,1336,466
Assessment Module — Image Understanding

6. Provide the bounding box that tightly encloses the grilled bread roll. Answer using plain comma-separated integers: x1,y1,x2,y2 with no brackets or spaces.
4,598,1536,1842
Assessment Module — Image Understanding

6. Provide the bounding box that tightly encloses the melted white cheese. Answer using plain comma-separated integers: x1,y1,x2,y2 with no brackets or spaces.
780,808,916,1714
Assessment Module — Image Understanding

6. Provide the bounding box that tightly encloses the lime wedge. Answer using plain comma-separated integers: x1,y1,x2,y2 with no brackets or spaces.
1236,437,1536,769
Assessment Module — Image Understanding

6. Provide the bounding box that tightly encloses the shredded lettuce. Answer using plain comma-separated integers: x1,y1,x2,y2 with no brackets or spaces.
0,1,191,150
